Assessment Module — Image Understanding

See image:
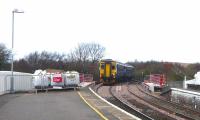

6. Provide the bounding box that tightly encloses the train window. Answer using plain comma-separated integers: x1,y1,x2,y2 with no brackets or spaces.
101,64,105,69
112,65,115,70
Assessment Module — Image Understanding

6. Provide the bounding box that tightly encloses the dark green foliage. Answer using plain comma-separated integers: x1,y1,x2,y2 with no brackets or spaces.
23,51,66,73
185,63,200,79
14,59,32,73
0,43,11,70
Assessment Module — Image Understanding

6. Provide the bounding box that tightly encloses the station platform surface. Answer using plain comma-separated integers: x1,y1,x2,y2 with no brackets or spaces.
0,86,139,120
0,90,101,120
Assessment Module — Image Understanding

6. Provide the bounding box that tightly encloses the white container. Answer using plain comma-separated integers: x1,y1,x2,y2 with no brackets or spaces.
51,73,65,87
64,71,80,87
33,70,49,89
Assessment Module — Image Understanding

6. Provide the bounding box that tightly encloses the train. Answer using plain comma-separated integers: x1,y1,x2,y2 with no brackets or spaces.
99,59,134,85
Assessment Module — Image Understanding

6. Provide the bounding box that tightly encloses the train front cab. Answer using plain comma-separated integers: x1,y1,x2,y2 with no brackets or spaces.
99,60,116,85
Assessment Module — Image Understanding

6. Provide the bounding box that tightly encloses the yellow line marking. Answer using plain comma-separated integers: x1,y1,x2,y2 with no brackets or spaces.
78,92,109,120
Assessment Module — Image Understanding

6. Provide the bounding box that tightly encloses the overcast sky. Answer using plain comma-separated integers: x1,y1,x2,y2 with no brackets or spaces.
0,0,200,63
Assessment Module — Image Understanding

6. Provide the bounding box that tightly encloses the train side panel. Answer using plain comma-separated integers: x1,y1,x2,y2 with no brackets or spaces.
116,63,134,83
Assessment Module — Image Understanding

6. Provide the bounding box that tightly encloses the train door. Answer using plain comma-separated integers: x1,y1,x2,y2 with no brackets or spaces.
105,63,111,78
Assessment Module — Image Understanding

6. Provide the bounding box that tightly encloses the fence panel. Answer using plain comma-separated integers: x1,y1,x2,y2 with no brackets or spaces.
0,76,5,95
83,74,93,82
0,72,11,94
5,75,34,92
79,73,93,82
166,80,184,88
0,72,34,94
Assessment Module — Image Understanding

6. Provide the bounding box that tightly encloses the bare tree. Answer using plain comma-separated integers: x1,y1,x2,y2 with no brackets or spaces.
70,42,105,62
68,42,105,73
24,51,66,72
73,43,90,62
88,43,105,62
13,42,105,75
67,51,76,62
14,59,32,73
39,51,65,62
25,51,40,71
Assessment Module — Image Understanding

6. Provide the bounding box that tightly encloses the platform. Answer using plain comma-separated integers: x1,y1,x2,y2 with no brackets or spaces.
0,86,140,120
79,87,140,120
0,91,101,120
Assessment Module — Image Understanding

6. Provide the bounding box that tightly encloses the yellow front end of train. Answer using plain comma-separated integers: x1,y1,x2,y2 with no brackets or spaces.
99,59,117,85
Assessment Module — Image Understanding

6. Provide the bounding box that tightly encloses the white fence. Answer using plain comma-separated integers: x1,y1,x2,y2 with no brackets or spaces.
0,71,34,95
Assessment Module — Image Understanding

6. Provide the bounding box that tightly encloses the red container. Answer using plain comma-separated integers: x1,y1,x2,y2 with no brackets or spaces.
51,73,64,87
149,74,166,88
53,76,63,83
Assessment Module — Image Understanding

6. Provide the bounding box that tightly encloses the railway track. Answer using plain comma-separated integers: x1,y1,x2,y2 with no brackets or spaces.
136,83,200,115
93,84,153,120
111,83,180,120
127,83,200,120
93,82,200,120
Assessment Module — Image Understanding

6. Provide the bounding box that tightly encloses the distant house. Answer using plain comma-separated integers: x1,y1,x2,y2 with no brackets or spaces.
185,72,200,90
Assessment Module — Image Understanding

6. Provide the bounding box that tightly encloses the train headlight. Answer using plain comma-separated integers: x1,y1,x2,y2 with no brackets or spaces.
112,73,115,78
100,74,103,79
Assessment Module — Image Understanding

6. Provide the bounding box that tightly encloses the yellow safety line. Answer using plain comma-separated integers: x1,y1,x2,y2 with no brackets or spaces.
78,92,109,120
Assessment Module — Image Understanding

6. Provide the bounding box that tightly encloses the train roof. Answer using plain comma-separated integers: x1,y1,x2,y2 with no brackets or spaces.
100,59,134,68
116,62,134,68
100,59,114,62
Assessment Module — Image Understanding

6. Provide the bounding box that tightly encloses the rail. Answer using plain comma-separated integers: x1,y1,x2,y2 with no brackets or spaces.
128,83,200,120
108,86,154,120
93,84,154,120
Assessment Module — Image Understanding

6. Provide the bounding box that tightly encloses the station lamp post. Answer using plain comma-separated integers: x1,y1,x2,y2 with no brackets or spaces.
10,9,24,93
